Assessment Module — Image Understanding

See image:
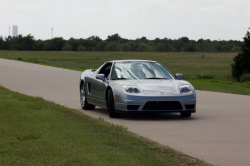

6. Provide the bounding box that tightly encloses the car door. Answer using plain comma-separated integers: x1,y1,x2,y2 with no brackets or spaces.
90,62,112,107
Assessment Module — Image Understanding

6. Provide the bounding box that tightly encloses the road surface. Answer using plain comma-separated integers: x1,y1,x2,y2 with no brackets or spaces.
0,58,250,166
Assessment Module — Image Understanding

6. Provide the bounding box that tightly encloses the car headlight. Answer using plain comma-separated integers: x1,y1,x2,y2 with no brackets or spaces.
123,86,140,93
179,85,192,93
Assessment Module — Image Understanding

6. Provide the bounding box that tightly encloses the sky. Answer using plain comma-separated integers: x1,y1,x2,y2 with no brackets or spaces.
0,0,249,41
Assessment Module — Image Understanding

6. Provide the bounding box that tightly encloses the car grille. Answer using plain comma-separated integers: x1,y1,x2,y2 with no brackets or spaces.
142,101,183,110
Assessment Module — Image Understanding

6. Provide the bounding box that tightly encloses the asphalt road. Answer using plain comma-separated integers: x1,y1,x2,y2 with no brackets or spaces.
1,58,250,166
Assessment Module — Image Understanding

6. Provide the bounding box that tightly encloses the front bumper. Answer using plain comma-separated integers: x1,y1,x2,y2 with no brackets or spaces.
114,94,196,113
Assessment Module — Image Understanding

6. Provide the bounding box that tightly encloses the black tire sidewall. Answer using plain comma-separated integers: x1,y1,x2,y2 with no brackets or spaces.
108,89,115,113
108,89,120,117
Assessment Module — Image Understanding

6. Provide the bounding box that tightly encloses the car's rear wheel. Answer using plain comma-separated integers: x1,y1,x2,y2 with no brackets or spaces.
80,82,95,110
180,112,191,117
108,89,121,118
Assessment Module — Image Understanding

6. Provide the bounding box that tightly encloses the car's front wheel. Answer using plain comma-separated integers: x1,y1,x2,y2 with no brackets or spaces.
80,82,95,110
108,89,121,118
180,112,191,117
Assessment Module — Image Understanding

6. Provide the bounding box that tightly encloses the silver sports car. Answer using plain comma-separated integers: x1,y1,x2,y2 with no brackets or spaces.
80,60,196,118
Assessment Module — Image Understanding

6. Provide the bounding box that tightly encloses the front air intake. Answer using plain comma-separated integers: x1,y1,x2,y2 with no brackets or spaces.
127,105,140,110
142,101,183,110
185,104,195,110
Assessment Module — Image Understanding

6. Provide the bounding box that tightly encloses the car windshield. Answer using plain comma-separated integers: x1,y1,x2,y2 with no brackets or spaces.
111,62,175,80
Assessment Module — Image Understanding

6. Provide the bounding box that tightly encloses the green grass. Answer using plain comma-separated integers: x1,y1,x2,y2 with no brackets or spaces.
1,50,249,95
189,79,250,95
0,51,235,78
0,86,211,165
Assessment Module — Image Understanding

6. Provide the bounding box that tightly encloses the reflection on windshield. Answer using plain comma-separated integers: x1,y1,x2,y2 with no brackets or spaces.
111,62,174,80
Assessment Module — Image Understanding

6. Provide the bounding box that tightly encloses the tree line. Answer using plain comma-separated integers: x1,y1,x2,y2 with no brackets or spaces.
0,33,242,52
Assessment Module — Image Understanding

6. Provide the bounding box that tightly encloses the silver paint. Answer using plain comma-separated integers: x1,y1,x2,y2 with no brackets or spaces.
80,60,196,113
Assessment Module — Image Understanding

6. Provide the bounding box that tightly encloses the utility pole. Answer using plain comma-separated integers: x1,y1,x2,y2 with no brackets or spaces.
51,27,53,39
9,26,10,37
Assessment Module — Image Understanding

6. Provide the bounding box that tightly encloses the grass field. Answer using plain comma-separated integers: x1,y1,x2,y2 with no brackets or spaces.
0,86,211,165
188,79,250,95
0,51,235,78
1,50,250,95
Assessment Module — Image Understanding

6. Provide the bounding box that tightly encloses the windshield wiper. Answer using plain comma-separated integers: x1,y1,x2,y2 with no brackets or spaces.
146,78,169,79
112,78,130,80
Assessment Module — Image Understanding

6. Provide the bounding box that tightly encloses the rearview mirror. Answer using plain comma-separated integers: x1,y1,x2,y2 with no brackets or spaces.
96,74,106,82
175,73,183,80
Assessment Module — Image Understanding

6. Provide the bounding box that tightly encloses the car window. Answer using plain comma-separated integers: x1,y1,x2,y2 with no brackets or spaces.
99,63,112,78
111,62,174,80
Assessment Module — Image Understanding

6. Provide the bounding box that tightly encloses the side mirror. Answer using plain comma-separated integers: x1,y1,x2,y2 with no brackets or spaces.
96,74,106,82
175,73,183,80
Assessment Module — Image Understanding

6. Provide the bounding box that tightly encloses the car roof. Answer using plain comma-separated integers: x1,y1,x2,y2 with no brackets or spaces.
107,59,156,63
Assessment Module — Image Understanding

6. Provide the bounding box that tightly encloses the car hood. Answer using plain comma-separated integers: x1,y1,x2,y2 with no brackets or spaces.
114,79,193,96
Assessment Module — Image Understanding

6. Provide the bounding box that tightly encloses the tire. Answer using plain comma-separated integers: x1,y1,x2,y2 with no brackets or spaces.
80,82,95,110
180,112,191,117
108,89,121,118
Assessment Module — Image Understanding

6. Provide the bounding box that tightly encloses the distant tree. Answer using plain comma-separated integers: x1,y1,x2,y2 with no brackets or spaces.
136,37,148,43
0,38,3,50
105,42,120,51
12,34,35,50
154,38,161,44
62,43,73,51
155,43,166,52
182,43,196,52
189,40,196,44
197,38,203,43
97,41,108,51
231,30,250,80
180,37,190,43
66,38,79,51
80,39,97,51
50,37,66,51
34,40,45,51
1,41,11,50
205,39,211,43
127,42,139,51
6,36,13,41
137,42,148,52
120,43,131,51
106,34,121,42
119,38,129,44
174,41,184,52
88,35,102,42
77,45,86,51
231,45,241,52
44,42,54,51
0,32,244,52
161,37,168,43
